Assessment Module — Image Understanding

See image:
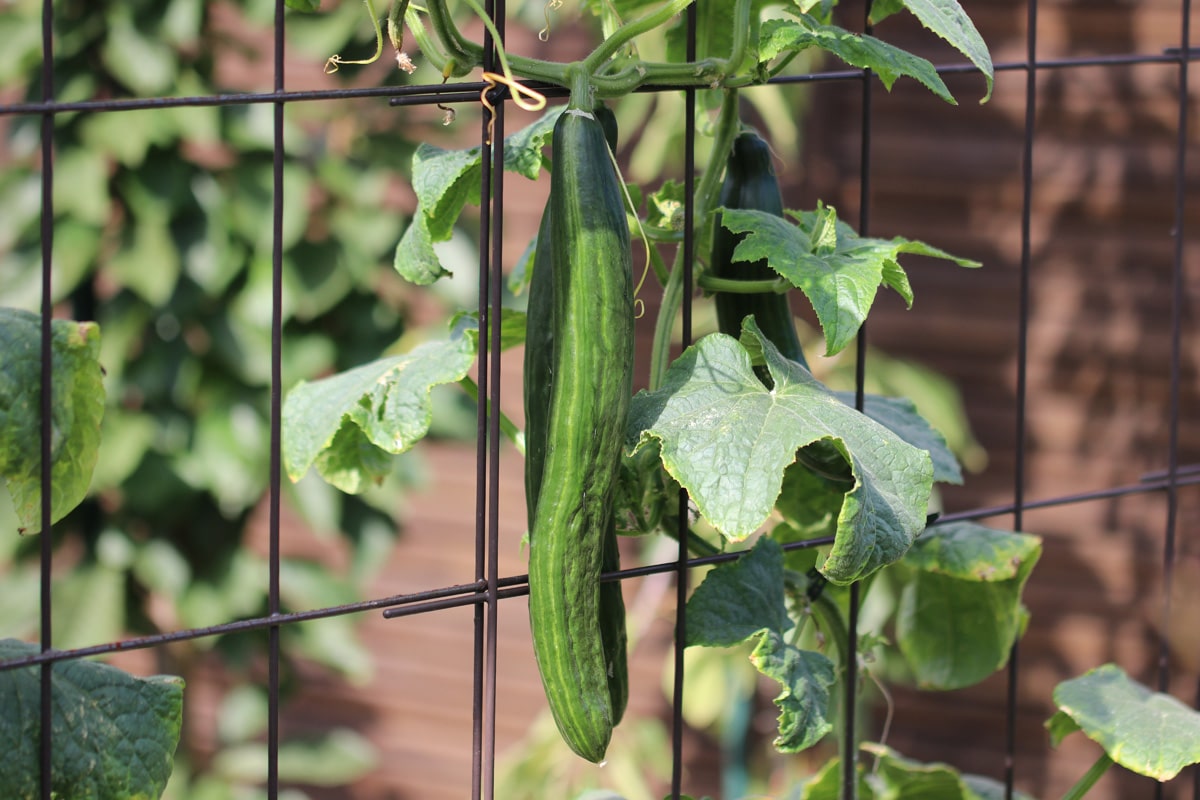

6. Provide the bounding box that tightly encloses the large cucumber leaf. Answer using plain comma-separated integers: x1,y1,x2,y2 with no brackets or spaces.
0,639,183,800
0,308,105,535
628,318,933,583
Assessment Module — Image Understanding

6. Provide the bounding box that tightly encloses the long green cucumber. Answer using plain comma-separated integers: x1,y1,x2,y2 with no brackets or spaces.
525,100,633,762
524,103,629,732
713,130,809,371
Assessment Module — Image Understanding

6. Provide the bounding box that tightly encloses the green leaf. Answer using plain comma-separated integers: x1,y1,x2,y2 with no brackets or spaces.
214,728,376,786
628,318,933,583
101,5,179,96
843,392,962,484
286,0,321,10
866,742,1035,799
798,756,874,799
394,212,450,285
802,745,1037,799
868,0,906,24
1049,663,1200,780
867,742,970,796
0,639,184,800
282,323,477,493
896,522,1041,689
685,538,835,751
0,308,106,535
395,107,563,284
719,204,978,356
961,773,1037,800
448,308,529,352
889,0,994,102
750,631,836,751
685,537,791,647
107,216,182,307
759,16,954,103
646,179,687,234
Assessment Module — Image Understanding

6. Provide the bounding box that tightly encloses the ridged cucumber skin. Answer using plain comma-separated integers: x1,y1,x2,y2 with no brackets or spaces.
526,104,633,763
713,131,809,370
524,104,629,731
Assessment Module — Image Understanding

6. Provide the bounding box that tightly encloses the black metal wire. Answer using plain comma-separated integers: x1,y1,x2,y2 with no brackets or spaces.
1161,1,1192,797
37,0,55,796
266,4,288,799
4,49,1199,121
482,0,507,794
1005,1,1039,796
669,8,700,798
840,3,875,794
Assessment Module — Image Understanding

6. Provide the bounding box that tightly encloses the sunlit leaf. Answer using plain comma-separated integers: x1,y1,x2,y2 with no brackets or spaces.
628,318,933,583
0,308,105,534
1049,663,1200,781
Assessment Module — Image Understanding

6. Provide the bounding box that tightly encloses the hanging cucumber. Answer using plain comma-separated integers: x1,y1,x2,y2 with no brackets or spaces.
524,98,633,763
712,130,809,371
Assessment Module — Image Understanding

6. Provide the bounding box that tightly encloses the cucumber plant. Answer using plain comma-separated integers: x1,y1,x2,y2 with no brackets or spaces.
278,0,1200,796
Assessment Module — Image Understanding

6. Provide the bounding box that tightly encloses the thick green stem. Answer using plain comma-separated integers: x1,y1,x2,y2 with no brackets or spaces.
582,0,697,74
647,92,742,390
698,274,790,295
406,7,454,73
424,0,482,72
1060,754,1114,800
726,0,753,74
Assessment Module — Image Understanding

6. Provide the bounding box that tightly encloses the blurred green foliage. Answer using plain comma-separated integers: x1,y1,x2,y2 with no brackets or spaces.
0,0,439,796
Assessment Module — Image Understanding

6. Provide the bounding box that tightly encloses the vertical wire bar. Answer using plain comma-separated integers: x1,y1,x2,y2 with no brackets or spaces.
38,0,54,797
472,22,500,800
843,5,873,796
267,2,286,797
670,7,699,798
1008,1,1039,797
481,1,507,795
1160,1,1190,796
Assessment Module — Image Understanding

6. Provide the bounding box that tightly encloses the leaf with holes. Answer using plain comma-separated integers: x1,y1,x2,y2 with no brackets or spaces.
0,308,105,535
0,638,183,800
628,318,933,583
1048,663,1200,781
685,538,835,752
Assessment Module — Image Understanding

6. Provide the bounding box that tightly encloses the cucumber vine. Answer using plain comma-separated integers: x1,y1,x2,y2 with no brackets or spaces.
275,0,1200,797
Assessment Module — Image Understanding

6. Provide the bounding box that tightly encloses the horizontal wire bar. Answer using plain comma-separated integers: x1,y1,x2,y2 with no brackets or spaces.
1,47,1195,118
3,468,1197,671
6,463,1198,671
937,468,1200,526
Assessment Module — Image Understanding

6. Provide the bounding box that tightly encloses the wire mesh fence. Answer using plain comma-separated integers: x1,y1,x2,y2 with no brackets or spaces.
1,0,1197,798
